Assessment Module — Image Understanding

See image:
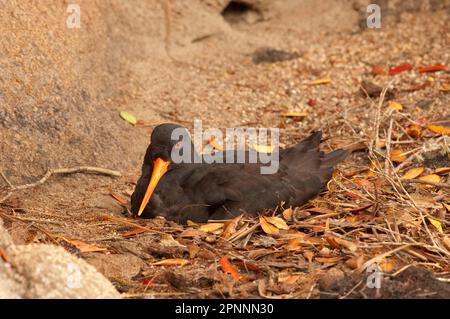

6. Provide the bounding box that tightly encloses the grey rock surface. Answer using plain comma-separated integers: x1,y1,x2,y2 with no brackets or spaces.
0,219,120,299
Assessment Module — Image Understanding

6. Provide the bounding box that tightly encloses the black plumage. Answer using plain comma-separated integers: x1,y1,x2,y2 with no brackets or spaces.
131,123,349,224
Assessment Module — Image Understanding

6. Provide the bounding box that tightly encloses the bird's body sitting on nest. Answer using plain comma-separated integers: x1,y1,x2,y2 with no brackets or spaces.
131,123,349,224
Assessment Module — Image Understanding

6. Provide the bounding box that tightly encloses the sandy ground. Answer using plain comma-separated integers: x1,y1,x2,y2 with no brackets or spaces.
1,0,450,298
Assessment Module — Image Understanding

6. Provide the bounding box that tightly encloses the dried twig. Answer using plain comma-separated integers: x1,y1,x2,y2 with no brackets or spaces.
0,166,121,203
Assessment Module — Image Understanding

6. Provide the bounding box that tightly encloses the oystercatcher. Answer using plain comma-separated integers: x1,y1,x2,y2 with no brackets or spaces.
131,123,349,223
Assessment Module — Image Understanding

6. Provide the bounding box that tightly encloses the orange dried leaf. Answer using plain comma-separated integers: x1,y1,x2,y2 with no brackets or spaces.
152,258,189,266
199,223,224,233
443,203,450,213
440,83,450,92
303,251,314,263
222,215,242,240
66,239,107,253
442,236,450,251
281,112,307,117
345,255,364,269
282,208,293,221
390,149,407,163
259,217,279,235
327,236,358,252
371,65,386,76
219,256,240,281
434,167,450,175
428,125,450,136
0,248,9,262
264,216,289,230
287,238,302,251
179,228,206,238
122,228,146,237
188,244,200,259
110,192,127,206
278,274,300,285
406,124,423,139
388,101,403,111
307,207,335,214
417,174,441,188
315,256,343,264
401,167,424,180
309,78,331,85
417,64,447,73
379,259,396,272
388,64,413,75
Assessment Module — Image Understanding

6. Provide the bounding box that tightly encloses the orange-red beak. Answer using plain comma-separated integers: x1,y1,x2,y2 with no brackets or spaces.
137,158,170,216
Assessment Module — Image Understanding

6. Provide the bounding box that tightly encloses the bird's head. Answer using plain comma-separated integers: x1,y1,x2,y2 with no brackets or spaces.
136,123,194,216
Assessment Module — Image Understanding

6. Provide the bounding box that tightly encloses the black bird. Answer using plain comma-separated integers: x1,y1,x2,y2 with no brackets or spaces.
131,123,349,224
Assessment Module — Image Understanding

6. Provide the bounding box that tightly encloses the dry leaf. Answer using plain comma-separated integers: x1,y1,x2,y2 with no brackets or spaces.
186,220,198,227
347,203,373,213
222,215,242,240
390,149,407,163
315,256,343,263
434,167,450,175
388,64,413,75
388,101,403,111
287,238,302,251
406,124,423,138
439,83,450,92
310,78,331,85
307,207,335,215
219,256,240,281
327,236,358,253
443,203,450,213
427,217,444,234
110,192,127,206
188,244,200,259
122,228,146,237
345,255,364,269
152,259,189,266
281,112,307,117
416,64,447,73
199,223,224,233
282,208,293,221
264,216,289,230
278,274,300,285
179,228,206,238
417,174,441,188
303,251,314,263
401,167,424,180
235,260,260,273
379,259,395,272
442,236,450,251
259,217,280,235
119,111,137,125
428,125,450,136
371,65,385,76
367,160,377,177
160,234,184,247
64,238,107,253
0,248,9,262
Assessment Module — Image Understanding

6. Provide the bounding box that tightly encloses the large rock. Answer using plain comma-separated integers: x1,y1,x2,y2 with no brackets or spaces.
0,219,120,298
